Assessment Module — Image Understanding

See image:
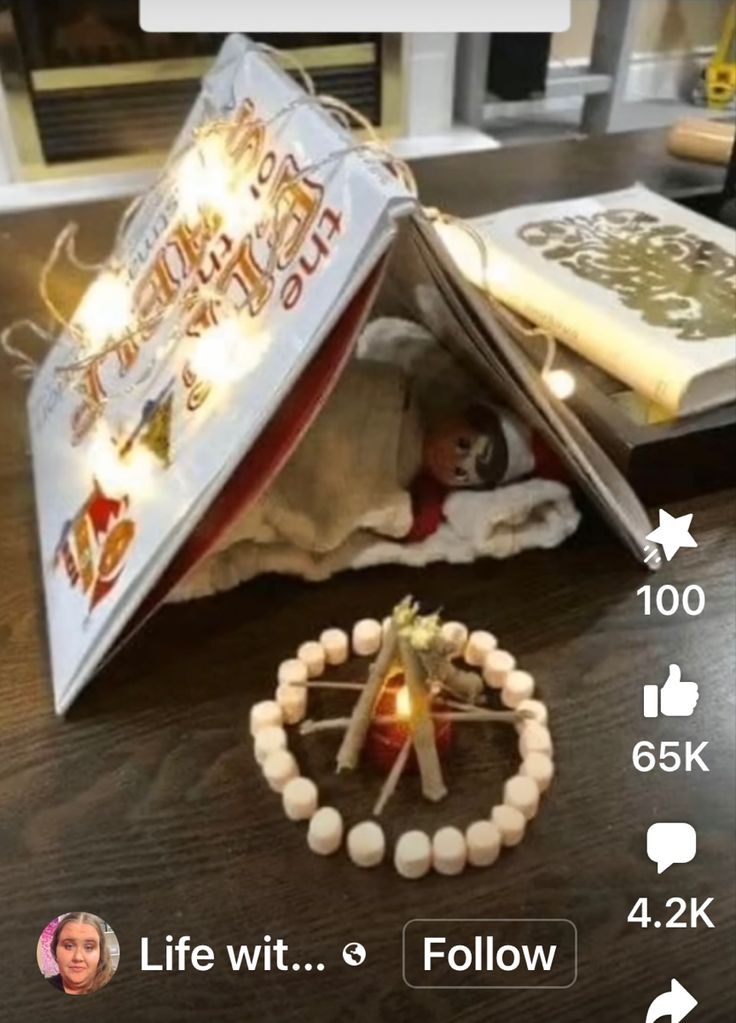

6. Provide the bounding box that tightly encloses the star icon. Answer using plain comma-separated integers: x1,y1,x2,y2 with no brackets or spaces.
645,509,698,562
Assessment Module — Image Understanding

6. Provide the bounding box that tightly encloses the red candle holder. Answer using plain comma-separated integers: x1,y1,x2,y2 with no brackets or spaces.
365,672,452,774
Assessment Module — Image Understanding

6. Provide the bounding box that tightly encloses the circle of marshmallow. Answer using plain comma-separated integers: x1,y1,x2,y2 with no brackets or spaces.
352,618,383,657
501,669,535,708
297,641,326,678
249,700,283,736
307,807,344,855
464,630,497,667
252,614,554,876
282,777,319,821
503,774,540,820
394,830,432,880
254,725,287,764
263,749,299,793
466,820,502,868
319,627,349,665
520,752,555,793
432,826,467,876
347,821,386,868
491,804,527,846
440,621,468,657
483,649,517,689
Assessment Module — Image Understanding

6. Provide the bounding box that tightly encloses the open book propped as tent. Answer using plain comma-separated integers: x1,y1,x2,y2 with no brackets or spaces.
26,35,655,716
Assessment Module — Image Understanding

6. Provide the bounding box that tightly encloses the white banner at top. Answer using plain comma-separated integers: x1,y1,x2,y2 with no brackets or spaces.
140,0,571,33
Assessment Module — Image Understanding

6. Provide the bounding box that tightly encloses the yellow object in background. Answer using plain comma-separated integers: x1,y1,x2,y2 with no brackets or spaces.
706,3,736,108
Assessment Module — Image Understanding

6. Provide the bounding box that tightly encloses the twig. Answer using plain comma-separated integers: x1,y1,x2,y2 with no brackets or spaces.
373,736,412,816
335,597,413,772
300,717,352,735
290,681,364,691
432,710,522,724
400,636,447,803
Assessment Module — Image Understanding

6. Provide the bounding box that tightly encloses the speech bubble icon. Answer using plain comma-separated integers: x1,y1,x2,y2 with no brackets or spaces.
647,822,697,874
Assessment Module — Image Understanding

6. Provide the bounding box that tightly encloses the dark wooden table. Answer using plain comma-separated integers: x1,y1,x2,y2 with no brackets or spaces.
1,130,734,1023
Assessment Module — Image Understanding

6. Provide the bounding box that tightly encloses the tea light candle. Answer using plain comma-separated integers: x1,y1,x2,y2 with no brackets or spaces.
347,821,385,867
441,621,468,657
394,830,432,879
278,658,308,687
320,628,349,665
249,700,282,736
464,630,497,667
503,774,540,820
307,807,343,855
263,749,299,793
491,804,527,846
276,683,307,725
501,670,535,708
483,649,516,689
466,820,501,867
254,725,287,764
282,777,318,821
352,619,382,657
432,826,467,875
520,752,555,793
297,641,325,678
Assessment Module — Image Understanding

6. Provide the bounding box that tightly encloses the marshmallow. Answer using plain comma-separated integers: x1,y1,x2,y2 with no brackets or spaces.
515,699,549,728
282,777,318,821
297,641,326,679
432,826,467,876
320,628,349,666
394,830,432,880
503,774,540,820
352,619,383,657
483,649,517,689
254,725,287,765
466,820,502,868
501,670,535,708
441,621,468,657
307,807,344,856
347,821,385,868
520,752,555,793
519,722,553,758
263,750,299,793
278,658,308,687
491,804,527,846
276,683,308,725
249,700,283,736
464,630,497,667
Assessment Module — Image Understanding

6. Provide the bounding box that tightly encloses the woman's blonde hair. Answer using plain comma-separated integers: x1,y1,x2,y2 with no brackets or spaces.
51,912,114,994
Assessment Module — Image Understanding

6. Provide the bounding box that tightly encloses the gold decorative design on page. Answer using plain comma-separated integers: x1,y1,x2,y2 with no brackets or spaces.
518,209,736,341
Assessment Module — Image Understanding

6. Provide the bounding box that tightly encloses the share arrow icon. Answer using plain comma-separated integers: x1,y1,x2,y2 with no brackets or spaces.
645,979,698,1023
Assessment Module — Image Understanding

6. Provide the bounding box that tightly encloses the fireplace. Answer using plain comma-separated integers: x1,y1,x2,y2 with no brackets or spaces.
0,1,403,178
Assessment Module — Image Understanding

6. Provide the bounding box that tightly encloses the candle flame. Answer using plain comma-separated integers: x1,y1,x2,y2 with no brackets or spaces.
395,685,411,718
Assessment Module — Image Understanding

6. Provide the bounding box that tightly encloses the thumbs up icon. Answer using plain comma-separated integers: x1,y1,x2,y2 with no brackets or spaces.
643,665,699,718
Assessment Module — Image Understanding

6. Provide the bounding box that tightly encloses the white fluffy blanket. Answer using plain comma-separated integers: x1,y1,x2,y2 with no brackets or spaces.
169,320,580,601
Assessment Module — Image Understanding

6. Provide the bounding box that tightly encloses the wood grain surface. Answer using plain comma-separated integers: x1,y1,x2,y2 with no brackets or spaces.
0,131,734,1023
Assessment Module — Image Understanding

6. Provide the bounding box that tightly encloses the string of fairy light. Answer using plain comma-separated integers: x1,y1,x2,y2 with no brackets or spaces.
1,42,575,500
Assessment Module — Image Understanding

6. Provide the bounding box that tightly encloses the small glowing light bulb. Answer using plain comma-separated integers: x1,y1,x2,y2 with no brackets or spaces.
543,368,576,400
176,133,233,225
189,317,242,384
88,427,158,497
190,316,269,385
395,685,412,718
74,270,132,349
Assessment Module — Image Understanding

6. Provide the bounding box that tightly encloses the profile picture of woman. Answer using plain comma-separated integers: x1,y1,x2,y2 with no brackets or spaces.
37,912,119,996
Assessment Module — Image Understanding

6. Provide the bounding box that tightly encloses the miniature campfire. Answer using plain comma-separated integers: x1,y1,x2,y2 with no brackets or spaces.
249,597,554,878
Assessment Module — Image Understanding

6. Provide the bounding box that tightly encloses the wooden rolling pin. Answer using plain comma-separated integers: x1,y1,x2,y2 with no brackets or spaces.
667,118,736,166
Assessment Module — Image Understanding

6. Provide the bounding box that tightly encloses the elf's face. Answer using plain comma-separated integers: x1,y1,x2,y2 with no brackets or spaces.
423,417,492,488
423,405,510,489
